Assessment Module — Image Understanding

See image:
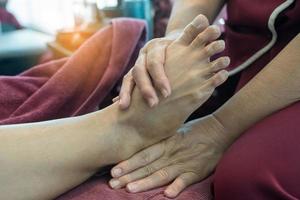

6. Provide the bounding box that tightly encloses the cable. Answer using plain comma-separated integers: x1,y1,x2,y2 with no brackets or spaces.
229,0,295,76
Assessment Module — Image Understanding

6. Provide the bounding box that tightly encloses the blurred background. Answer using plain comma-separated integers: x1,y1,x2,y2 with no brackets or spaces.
0,0,225,76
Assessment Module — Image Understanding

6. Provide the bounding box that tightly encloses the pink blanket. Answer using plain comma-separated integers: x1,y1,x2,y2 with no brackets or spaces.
57,175,213,200
0,18,212,200
0,18,145,124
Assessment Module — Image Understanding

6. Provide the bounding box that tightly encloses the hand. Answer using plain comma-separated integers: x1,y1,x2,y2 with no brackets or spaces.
114,15,211,109
109,115,234,198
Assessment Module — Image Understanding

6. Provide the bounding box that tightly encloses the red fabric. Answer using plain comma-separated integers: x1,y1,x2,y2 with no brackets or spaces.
0,7,22,29
224,0,300,88
0,18,146,125
214,101,300,200
212,1,300,199
57,175,213,200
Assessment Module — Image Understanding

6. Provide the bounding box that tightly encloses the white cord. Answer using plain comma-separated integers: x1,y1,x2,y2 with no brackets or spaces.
229,0,295,76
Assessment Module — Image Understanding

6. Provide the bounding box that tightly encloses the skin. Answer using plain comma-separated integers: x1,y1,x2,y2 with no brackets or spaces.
112,0,300,198
0,20,229,200
111,34,300,197
116,0,226,109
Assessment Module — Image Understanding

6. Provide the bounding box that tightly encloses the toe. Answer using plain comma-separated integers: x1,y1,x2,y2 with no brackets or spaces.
208,70,229,88
201,57,230,77
191,25,221,48
176,14,209,45
210,57,230,73
200,40,225,59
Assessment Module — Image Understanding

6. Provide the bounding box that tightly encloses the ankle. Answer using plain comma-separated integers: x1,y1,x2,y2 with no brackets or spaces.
93,104,145,163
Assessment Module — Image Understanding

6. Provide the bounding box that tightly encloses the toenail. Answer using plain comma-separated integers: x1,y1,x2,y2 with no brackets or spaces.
222,57,230,66
210,25,221,34
110,180,120,188
112,168,122,177
215,41,225,50
220,70,229,80
127,183,138,192
191,17,204,29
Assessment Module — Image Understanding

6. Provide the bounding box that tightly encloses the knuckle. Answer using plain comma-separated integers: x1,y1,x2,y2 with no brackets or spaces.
123,74,133,82
202,46,212,57
147,60,162,69
157,169,169,181
211,62,221,72
121,175,132,183
140,151,151,165
140,87,154,97
155,78,167,88
183,25,193,37
195,34,204,44
146,38,163,49
144,165,156,176
131,67,142,78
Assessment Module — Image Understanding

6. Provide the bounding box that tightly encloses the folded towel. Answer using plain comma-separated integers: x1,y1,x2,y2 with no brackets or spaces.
0,18,146,124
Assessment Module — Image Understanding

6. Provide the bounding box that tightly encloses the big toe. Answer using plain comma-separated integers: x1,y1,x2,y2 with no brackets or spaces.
176,14,209,45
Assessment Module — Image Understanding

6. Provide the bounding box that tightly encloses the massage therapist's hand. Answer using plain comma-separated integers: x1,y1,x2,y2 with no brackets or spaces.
114,15,210,109
109,115,234,198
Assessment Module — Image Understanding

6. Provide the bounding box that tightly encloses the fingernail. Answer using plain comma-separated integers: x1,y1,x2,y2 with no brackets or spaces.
112,168,122,177
109,179,120,189
148,98,158,108
127,183,138,193
161,89,170,98
164,189,176,198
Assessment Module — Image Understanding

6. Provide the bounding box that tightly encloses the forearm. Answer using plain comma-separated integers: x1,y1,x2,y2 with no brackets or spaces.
0,105,121,200
214,34,300,142
166,0,225,35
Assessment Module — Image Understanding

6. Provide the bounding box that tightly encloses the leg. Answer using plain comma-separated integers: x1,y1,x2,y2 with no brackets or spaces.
214,102,300,200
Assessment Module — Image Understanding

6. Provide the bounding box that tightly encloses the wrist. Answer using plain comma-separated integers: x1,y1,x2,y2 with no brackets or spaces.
90,104,141,163
184,115,234,152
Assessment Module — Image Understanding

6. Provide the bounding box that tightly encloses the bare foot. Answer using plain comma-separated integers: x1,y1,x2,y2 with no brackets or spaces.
112,15,230,161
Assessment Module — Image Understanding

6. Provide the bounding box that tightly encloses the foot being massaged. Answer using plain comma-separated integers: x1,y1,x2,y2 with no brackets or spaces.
1,0,300,199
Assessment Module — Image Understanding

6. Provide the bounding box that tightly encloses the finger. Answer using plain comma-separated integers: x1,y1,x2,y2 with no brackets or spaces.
164,172,200,198
132,53,159,107
200,40,225,59
146,44,171,98
112,96,120,103
111,142,164,178
126,165,183,193
110,157,168,189
176,14,209,45
191,25,221,48
119,72,135,110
